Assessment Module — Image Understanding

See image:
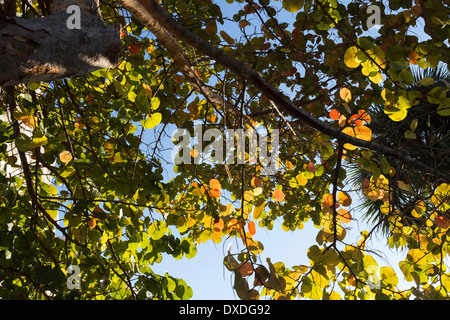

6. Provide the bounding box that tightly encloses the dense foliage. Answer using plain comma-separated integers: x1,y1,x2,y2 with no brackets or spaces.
0,0,449,300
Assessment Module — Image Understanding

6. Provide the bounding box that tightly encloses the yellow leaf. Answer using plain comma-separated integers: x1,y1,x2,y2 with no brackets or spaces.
411,201,425,218
369,71,383,84
431,183,450,210
339,87,352,103
344,46,361,68
354,125,372,141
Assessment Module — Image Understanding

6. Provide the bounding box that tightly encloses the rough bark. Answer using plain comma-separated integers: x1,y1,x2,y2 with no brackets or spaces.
119,0,450,183
0,0,121,87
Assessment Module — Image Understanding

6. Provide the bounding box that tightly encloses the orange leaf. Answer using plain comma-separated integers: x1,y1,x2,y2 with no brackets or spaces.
261,42,271,51
227,218,240,231
220,30,235,45
251,176,262,188
60,151,72,163
324,193,334,206
349,114,363,126
337,209,352,223
248,221,256,236
213,218,224,232
93,206,104,213
20,115,37,128
210,189,221,198
210,178,221,190
88,218,96,229
329,109,341,120
143,83,152,98
410,5,422,17
338,191,352,206
363,178,370,188
190,149,199,158
173,74,184,84
86,94,95,106
273,189,285,202
358,110,371,123
434,216,450,229
409,51,419,65
349,110,371,126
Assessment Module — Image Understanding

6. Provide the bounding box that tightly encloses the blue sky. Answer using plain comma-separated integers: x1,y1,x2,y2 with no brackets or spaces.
146,0,433,299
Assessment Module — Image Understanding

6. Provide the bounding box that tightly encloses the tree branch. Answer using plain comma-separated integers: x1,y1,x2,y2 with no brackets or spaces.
115,0,250,125
118,0,450,183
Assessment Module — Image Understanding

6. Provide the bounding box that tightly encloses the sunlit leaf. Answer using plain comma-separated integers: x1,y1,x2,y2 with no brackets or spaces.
344,46,361,68
339,87,352,103
141,112,162,129
329,109,341,120
273,189,285,202
59,151,73,164
248,221,256,235
337,209,352,223
338,191,352,206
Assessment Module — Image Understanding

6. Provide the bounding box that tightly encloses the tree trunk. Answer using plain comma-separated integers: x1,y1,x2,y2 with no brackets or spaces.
0,0,121,87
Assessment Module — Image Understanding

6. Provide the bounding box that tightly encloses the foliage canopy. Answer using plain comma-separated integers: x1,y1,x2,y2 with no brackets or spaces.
0,0,449,300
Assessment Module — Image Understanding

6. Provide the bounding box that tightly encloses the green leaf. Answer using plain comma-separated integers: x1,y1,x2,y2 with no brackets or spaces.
181,238,197,259
379,157,390,175
410,118,418,131
148,221,167,240
234,271,250,299
399,69,414,86
404,130,417,139
417,77,434,86
282,0,304,12
29,82,41,91
34,266,65,286
437,101,450,116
